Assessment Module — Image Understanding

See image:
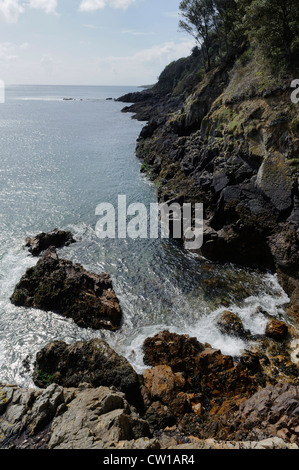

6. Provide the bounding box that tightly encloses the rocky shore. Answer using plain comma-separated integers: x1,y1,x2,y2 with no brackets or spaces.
0,225,298,449
2,40,299,449
116,47,299,325
0,331,298,449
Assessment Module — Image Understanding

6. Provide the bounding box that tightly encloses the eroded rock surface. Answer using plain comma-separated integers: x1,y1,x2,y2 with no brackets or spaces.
25,229,76,256
33,339,143,410
10,248,122,331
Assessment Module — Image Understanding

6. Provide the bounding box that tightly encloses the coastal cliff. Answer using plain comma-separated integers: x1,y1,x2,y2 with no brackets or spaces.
118,44,299,323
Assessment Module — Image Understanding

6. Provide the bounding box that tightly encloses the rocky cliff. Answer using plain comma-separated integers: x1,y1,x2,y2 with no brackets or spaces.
118,46,299,324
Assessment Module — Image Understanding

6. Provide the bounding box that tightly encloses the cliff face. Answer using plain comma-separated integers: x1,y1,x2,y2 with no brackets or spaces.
118,47,299,322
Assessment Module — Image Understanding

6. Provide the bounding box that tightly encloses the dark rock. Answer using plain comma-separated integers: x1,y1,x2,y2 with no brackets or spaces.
217,310,249,338
33,339,143,410
265,319,289,341
10,248,122,331
240,350,261,372
143,330,205,373
125,47,299,322
25,229,76,256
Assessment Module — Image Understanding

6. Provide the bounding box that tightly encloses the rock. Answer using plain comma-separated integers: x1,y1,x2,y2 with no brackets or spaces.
1,381,298,448
25,229,76,256
143,330,205,372
240,350,261,372
217,310,249,338
29,384,64,435
0,384,150,449
269,227,299,317
33,339,143,410
143,366,190,417
219,382,299,444
265,319,289,341
141,331,258,431
256,153,293,213
10,248,122,331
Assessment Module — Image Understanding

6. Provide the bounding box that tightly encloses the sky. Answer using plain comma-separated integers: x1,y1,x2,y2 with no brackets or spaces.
0,0,195,85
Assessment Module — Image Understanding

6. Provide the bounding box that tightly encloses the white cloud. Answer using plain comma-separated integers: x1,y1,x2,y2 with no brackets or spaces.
83,23,100,29
121,29,154,36
0,0,24,24
79,0,137,12
95,40,194,84
0,0,58,23
0,42,18,61
28,0,58,15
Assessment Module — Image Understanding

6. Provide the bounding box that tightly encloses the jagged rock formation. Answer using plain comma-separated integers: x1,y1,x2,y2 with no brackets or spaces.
33,339,143,411
141,331,298,437
25,228,76,256
0,383,151,449
0,325,298,449
10,248,122,331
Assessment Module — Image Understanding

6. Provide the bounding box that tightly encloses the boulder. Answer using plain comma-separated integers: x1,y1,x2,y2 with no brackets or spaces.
10,248,122,331
33,339,143,410
217,310,249,338
143,330,205,373
256,153,293,213
265,319,289,341
143,365,190,417
25,229,76,256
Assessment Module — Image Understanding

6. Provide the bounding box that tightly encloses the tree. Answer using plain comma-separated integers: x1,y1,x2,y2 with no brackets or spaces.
245,0,299,65
179,0,216,71
213,0,246,52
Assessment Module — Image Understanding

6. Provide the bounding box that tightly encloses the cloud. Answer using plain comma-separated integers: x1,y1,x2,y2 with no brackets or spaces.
0,42,18,61
0,0,24,24
83,23,97,28
95,40,195,84
0,0,58,23
28,0,58,15
121,29,154,36
79,0,137,12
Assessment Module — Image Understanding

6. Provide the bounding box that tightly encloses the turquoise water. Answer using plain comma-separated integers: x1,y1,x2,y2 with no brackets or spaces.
0,85,290,386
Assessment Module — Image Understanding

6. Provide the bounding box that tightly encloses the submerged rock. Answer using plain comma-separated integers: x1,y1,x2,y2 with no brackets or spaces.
32,338,143,410
217,310,249,338
25,228,76,256
10,248,122,331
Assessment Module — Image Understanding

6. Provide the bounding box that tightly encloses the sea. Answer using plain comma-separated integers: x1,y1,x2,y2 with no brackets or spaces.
0,85,291,387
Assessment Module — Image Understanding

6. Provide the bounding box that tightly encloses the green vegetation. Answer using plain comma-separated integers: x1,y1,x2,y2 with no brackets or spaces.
35,369,56,387
178,0,299,72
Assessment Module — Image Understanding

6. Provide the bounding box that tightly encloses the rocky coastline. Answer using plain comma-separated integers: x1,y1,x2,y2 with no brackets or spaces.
1,43,299,449
0,230,298,449
116,47,299,326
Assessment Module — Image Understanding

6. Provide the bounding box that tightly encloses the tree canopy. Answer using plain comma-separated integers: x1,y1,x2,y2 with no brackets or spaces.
179,0,299,71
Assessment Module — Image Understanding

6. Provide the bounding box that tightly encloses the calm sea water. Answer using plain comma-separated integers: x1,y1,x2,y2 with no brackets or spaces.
0,85,290,386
